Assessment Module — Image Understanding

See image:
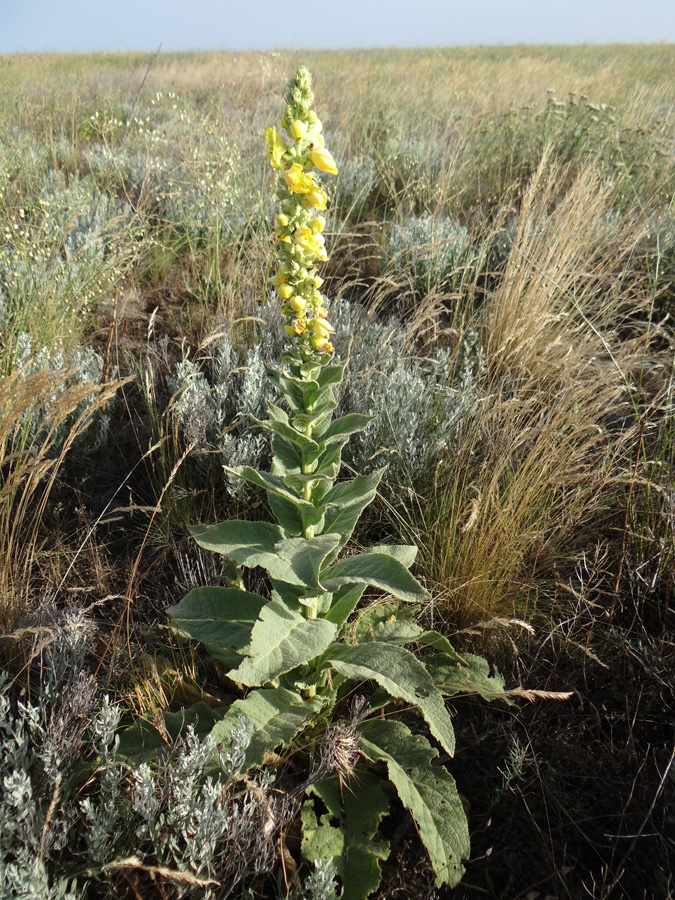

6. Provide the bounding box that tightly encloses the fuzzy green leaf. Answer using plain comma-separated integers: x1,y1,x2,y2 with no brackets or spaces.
167,586,267,657
426,652,512,703
324,583,366,627
321,470,384,556
301,772,390,900
322,413,373,444
189,519,301,585
223,466,316,515
268,492,305,535
323,552,428,603
271,436,303,475
417,632,467,666
210,687,323,769
276,534,341,589
324,642,455,756
370,544,418,568
230,597,338,686
189,519,284,560
253,416,321,455
359,718,470,888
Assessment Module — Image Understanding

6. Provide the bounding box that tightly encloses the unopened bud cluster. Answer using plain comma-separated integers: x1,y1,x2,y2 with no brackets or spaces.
265,66,338,359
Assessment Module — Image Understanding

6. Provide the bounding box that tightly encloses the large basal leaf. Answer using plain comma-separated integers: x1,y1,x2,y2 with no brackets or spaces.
323,552,428,604
324,642,455,757
167,586,267,654
417,631,467,666
301,771,390,900
230,597,338,687
210,687,323,770
117,702,225,765
359,718,470,889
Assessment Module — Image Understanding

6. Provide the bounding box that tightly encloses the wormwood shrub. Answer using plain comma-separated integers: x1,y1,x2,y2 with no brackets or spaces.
168,66,508,898
0,604,305,899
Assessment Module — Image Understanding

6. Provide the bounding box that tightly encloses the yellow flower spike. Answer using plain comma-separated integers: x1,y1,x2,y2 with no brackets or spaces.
309,216,326,234
305,185,328,210
290,120,307,139
265,126,289,169
310,147,338,175
277,283,294,300
284,163,315,194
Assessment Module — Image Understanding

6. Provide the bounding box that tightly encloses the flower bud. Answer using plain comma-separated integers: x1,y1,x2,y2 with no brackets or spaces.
309,216,326,234
289,296,307,313
313,275,324,288
310,147,338,176
275,213,289,228
277,283,293,300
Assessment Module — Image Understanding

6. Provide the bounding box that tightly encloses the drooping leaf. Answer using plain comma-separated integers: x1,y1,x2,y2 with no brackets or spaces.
167,586,267,655
324,642,455,756
369,544,418,568
416,631,467,666
253,416,320,455
426,652,512,703
189,519,284,562
301,772,390,900
230,597,338,687
323,552,428,604
210,687,323,769
223,466,315,515
359,718,470,888
322,413,373,444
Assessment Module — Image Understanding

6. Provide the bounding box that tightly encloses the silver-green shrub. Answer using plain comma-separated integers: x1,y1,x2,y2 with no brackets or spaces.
384,213,477,294
0,603,296,899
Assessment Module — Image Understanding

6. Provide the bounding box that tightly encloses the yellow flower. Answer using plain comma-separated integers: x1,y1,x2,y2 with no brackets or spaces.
311,334,334,353
295,226,328,260
284,163,315,194
313,275,324,288
310,147,338,175
309,216,326,234
289,296,307,313
277,283,293,300
305,185,328,210
290,120,307,139
268,271,287,288
291,319,307,335
311,317,334,337
265,126,289,170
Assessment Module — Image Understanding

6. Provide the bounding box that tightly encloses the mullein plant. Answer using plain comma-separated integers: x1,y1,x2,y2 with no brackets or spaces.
168,66,507,898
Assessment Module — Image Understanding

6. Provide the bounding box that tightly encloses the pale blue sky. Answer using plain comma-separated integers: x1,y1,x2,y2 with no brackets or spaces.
2,0,675,52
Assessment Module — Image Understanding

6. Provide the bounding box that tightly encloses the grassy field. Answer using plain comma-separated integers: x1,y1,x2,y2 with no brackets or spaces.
1,45,675,899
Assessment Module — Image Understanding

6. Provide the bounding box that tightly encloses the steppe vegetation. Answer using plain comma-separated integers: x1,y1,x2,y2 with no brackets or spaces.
1,44,675,899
